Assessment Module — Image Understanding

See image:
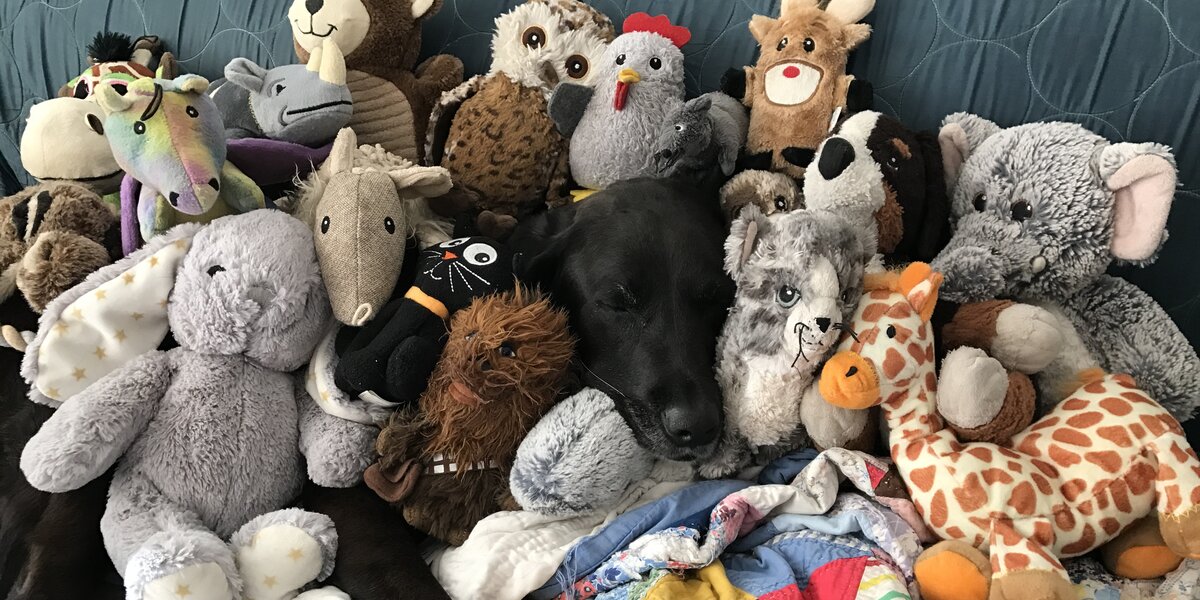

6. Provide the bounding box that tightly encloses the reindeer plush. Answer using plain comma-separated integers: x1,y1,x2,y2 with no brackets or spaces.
728,0,875,179
818,263,1200,600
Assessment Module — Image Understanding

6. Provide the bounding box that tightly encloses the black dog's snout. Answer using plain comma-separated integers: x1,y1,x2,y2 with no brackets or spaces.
815,317,831,333
662,402,720,448
818,137,855,180
305,0,324,14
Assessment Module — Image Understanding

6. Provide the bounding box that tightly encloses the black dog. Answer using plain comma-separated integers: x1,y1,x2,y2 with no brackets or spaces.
509,178,735,461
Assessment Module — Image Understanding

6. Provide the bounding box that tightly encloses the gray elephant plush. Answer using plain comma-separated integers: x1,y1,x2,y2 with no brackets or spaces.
932,113,1200,422
18,211,363,600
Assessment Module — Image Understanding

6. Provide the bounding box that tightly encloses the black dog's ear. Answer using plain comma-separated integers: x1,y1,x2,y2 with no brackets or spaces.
912,130,952,262
510,204,580,289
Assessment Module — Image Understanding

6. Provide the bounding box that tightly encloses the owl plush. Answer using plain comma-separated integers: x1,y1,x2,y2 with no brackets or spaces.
427,0,614,235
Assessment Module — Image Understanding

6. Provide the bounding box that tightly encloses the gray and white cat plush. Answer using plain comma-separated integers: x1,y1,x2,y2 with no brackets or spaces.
650,92,748,180
19,211,362,600
932,113,1200,421
702,205,870,478
209,38,353,146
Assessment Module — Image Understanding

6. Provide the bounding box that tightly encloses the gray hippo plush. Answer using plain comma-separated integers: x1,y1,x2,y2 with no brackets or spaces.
209,39,353,146
18,211,365,600
932,113,1200,424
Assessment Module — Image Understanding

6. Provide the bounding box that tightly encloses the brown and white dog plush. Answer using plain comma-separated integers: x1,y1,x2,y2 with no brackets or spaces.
732,0,875,179
365,287,574,545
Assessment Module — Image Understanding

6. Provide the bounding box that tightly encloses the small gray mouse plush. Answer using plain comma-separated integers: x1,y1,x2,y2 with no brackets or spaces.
932,113,1200,422
650,92,748,180
209,39,353,146
19,210,362,600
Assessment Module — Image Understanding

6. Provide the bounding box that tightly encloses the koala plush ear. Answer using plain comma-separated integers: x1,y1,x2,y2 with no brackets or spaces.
225,58,268,93
938,112,1001,188
724,204,770,278
1098,143,1177,263
20,224,200,407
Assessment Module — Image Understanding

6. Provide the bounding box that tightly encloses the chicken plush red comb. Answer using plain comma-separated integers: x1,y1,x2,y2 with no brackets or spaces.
622,12,692,48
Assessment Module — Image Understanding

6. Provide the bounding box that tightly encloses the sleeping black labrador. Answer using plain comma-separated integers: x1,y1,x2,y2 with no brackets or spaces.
509,177,735,461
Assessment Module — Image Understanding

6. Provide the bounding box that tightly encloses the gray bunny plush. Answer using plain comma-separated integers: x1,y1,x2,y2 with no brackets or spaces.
19,210,360,600
932,113,1200,422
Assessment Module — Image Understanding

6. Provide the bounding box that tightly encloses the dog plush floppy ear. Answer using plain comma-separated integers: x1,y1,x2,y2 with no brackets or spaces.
911,130,952,262
1095,142,1177,263
19,224,201,407
724,204,771,278
938,112,1002,187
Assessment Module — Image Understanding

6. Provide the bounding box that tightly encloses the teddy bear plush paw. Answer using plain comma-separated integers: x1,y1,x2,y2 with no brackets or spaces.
231,510,336,600
142,563,233,600
294,587,351,600
126,530,238,600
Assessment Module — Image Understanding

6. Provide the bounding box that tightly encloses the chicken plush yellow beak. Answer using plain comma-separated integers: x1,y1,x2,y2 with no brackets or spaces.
614,68,641,110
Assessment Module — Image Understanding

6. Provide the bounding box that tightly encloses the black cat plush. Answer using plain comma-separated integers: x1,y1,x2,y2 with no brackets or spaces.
335,237,515,406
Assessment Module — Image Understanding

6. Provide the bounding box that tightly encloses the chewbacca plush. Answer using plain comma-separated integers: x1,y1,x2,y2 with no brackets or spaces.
364,287,573,544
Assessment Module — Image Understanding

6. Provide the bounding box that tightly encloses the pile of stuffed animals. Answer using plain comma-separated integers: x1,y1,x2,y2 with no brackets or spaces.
3,1,1199,600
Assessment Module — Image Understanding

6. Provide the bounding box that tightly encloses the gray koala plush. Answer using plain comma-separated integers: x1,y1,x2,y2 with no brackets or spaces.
932,113,1200,421
650,92,748,180
702,205,871,478
209,39,352,146
18,211,363,600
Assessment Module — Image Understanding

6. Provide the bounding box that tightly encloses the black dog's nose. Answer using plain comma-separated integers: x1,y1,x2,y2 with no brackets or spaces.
305,0,324,15
815,317,831,333
818,137,855,180
662,403,720,448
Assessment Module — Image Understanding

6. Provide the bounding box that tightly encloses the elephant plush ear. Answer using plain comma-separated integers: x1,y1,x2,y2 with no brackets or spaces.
1098,143,1177,263
20,224,201,407
938,112,1001,188
724,204,771,278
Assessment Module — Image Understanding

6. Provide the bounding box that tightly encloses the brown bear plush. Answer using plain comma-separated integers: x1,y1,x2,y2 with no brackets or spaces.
290,0,464,162
364,287,574,545
0,183,117,350
730,0,875,179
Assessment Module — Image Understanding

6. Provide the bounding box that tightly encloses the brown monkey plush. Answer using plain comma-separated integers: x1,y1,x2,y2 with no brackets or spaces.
365,287,574,544
0,183,117,349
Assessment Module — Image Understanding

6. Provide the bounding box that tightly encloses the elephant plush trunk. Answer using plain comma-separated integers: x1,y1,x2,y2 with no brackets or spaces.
931,243,1011,303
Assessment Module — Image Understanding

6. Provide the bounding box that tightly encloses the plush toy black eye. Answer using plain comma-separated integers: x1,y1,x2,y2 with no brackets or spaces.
841,288,854,303
649,57,662,70
887,155,900,170
674,123,684,132
275,83,286,95
111,83,128,95
522,26,546,49
86,114,105,135
777,37,788,51
73,81,89,99
207,265,225,277
773,195,788,211
973,193,987,212
803,37,815,52
886,324,897,338
320,216,330,234
498,342,516,358
384,217,396,234
776,285,799,308
185,106,199,118
133,121,146,135
565,54,589,79
616,54,626,65
1011,200,1033,222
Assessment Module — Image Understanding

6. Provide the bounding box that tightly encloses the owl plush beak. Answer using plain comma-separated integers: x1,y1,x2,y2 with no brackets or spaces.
614,68,641,111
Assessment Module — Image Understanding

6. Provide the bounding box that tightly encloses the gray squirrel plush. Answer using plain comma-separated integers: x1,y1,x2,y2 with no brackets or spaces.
209,39,353,146
18,211,363,600
931,113,1200,423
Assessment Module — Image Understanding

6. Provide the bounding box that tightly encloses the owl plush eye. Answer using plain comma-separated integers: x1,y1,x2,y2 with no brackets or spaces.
565,55,589,79
522,26,546,49
463,243,498,266
440,238,469,248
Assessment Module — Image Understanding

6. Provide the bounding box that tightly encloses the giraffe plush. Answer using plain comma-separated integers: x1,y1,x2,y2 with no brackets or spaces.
817,262,1200,600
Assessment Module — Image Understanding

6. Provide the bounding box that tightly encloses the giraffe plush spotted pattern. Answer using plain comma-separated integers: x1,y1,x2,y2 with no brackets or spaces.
818,263,1200,600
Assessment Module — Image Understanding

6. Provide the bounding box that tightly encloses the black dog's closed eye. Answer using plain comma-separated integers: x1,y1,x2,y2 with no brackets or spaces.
598,284,638,312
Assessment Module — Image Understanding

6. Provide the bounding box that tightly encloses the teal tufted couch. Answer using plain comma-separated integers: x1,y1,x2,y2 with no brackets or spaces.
0,0,1196,351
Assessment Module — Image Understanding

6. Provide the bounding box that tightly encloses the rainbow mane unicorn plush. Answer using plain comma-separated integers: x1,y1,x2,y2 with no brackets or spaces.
95,75,264,254
817,263,1200,600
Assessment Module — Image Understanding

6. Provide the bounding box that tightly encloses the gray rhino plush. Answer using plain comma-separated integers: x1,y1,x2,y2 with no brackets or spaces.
932,113,1200,422
19,210,365,600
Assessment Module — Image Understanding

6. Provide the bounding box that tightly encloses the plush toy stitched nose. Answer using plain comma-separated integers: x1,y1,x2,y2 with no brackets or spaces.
305,0,324,15
819,351,879,410
815,317,831,333
818,137,855,180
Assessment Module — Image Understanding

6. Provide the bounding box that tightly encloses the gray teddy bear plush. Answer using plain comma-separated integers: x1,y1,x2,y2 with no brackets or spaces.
932,113,1200,422
19,211,362,600
702,206,871,478
209,39,353,146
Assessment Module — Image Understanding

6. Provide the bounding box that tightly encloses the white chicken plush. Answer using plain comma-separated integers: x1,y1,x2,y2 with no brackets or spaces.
549,12,691,195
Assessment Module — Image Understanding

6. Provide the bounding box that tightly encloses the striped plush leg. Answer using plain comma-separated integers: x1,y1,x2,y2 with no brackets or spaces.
986,518,1074,600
